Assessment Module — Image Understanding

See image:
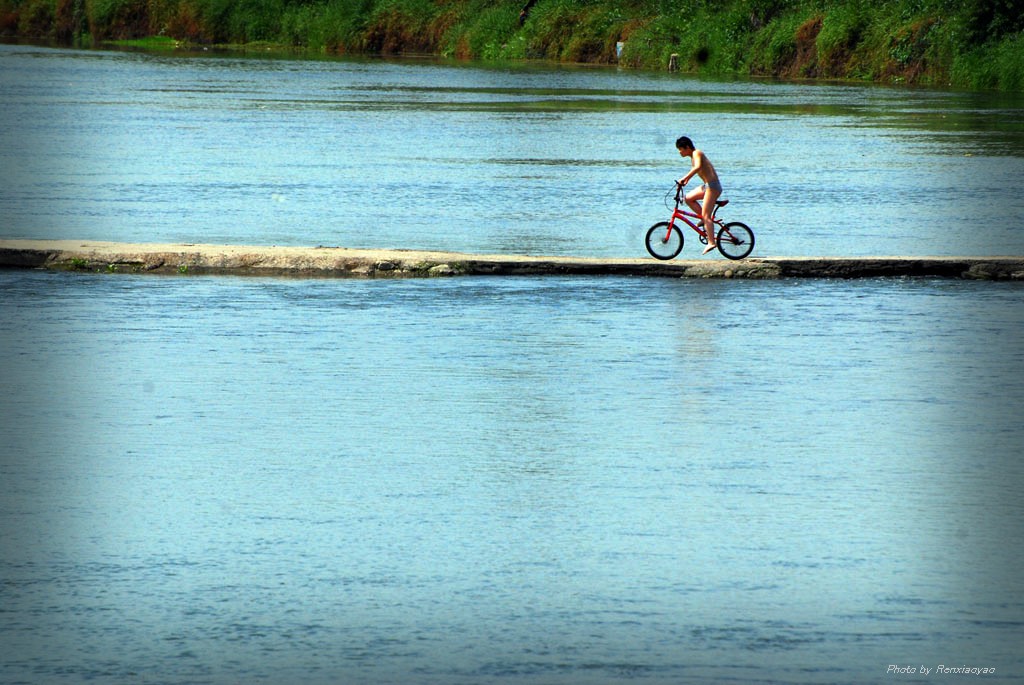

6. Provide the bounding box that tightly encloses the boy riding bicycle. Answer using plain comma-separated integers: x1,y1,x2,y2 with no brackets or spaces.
675,136,722,255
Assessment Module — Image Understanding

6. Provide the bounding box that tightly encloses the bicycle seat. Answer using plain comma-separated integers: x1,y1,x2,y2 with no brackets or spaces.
716,199,729,207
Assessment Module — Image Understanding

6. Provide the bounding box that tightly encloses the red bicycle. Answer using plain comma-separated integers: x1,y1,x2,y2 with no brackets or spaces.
645,183,755,260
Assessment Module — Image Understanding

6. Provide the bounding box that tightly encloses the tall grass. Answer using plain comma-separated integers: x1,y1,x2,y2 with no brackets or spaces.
953,32,1024,91
1,0,1021,91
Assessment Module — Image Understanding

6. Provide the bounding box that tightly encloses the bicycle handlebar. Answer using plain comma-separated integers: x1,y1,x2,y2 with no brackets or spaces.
673,180,687,204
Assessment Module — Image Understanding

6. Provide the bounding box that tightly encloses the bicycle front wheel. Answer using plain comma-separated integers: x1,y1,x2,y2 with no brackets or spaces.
646,221,684,260
716,222,755,260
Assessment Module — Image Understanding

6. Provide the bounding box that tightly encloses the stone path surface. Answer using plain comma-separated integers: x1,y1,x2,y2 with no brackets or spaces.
2,240,1023,280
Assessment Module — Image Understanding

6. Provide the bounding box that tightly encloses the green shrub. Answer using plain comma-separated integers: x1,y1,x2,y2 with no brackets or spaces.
286,0,374,52
994,32,1024,91
279,3,315,47
457,4,518,60
816,1,868,76
520,0,580,61
4,0,1022,91
748,10,802,75
963,0,1024,42
362,0,439,53
953,31,1024,91
227,0,283,42
86,0,150,39
17,0,55,36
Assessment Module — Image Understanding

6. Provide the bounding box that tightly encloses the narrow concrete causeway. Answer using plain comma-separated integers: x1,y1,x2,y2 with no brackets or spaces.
2,240,1023,280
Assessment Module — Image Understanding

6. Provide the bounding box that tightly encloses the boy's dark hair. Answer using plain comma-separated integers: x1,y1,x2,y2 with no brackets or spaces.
676,136,694,150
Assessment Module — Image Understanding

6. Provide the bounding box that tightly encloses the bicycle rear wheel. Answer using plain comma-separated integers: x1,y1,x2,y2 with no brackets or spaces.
716,222,755,260
646,221,684,260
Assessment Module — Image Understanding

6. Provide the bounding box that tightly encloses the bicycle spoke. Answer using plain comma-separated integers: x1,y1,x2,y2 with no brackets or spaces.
716,222,755,260
645,221,684,260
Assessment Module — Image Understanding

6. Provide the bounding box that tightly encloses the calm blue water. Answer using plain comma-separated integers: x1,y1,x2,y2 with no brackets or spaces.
2,42,1024,257
1,269,1023,683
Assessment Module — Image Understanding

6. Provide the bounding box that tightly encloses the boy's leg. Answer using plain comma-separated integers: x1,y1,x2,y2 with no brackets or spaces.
700,186,721,253
684,186,703,216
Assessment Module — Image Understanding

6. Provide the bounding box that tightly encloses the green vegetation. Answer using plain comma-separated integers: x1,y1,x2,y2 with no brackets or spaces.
108,34,181,49
2,0,1021,90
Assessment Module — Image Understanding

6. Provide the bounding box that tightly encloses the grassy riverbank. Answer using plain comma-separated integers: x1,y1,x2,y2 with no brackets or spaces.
3,0,1022,90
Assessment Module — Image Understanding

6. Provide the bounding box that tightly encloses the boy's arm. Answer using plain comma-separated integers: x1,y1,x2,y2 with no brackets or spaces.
679,150,704,185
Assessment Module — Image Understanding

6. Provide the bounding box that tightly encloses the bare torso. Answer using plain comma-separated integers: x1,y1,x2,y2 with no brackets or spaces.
691,149,719,185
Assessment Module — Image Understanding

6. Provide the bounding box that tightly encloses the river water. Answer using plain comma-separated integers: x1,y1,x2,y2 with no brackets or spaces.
1,270,1023,684
1,43,1024,685
1,43,1024,257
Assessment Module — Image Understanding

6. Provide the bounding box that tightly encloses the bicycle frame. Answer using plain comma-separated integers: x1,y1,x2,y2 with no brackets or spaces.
662,196,724,244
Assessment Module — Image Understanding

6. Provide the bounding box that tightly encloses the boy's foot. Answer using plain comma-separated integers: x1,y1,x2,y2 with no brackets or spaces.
702,244,717,255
